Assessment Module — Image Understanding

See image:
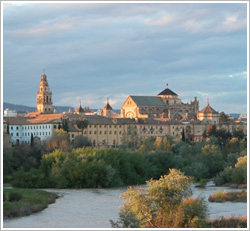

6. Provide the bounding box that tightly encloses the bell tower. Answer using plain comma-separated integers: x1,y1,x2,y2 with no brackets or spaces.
36,70,53,113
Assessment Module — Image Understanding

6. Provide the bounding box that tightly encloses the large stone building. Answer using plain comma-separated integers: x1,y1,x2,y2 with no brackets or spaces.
119,84,199,120
4,73,247,147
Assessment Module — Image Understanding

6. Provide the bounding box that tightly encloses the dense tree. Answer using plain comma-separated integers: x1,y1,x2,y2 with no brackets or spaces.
76,116,88,135
73,135,91,148
111,169,207,228
121,125,140,149
44,129,70,152
219,112,230,122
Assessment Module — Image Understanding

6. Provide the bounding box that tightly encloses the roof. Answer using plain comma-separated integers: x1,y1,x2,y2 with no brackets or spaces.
157,88,178,96
76,105,84,113
8,113,63,125
130,96,165,106
199,103,218,114
84,107,94,113
103,102,112,110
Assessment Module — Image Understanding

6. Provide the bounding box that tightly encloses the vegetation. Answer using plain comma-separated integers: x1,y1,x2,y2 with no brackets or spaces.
76,116,88,135
110,169,208,228
213,155,247,186
11,148,154,188
3,188,58,218
208,216,247,228
208,190,247,203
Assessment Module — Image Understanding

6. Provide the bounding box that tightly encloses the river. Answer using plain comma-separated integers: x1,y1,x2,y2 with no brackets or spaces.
3,182,247,228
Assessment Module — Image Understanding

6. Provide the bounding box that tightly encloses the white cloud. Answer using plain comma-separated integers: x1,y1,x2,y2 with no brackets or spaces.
145,14,179,26
228,71,247,78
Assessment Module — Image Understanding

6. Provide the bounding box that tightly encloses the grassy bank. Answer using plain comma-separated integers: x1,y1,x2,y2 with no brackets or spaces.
208,216,247,228
3,188,58,219
208,189,247,203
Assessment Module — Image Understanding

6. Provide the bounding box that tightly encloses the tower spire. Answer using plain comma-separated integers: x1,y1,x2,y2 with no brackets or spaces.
166,83,168,89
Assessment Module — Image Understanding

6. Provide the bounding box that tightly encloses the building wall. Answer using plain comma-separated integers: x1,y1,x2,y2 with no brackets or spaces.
9,123,59,145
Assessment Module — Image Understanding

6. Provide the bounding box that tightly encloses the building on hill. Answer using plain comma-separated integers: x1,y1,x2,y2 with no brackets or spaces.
36,71,53,114
119,84,199,120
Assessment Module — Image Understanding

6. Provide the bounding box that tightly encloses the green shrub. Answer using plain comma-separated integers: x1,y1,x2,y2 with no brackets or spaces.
6,191,22,202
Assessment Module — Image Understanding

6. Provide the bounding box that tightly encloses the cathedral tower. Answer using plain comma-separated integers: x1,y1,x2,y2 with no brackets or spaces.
36,71,53,113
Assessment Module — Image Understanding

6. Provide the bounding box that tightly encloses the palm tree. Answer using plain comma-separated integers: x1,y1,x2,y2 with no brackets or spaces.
76,116,88,135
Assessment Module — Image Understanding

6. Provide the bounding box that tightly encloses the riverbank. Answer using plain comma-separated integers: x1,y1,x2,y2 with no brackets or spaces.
208,189,247,203
3,188,59,219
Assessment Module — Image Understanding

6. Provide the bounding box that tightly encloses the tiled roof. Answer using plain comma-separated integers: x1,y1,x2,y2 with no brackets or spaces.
158,88,178,96
130,96,165,106
103,103,112,110
199,103,218,114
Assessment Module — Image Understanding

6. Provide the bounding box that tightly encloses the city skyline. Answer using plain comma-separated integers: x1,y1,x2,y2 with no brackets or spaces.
2,1,248,114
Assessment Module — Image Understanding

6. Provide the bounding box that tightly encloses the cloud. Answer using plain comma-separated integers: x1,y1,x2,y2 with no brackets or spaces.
145,14,180,26
3,3,247,114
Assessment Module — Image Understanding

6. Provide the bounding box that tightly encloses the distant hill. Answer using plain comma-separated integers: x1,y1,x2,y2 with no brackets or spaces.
3,102,120,114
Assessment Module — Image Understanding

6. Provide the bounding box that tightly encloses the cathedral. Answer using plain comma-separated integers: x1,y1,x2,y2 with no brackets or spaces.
119,84,199,120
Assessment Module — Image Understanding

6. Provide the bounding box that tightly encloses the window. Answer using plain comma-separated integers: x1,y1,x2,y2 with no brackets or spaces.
119,131,122,135
40,126,42,129
16,133,19,136
119,125,121,128
100,131,102,134
109,131,112,134
16,127,19,130
84,131,87,135
104,131,107,134
89,131,92,135
53,125,56,129
99,125,102,128
11,127,13,130
11,133,13,136
109,125,112,128
94,131,97,134
46,132,47,135
94,125,96,128
72,134,74,138
114,131,117,134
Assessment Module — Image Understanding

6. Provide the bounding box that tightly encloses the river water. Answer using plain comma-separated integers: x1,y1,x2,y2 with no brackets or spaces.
3,182,247,228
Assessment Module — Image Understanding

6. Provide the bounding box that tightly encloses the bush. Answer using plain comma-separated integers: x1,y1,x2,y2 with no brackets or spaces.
208,216,247,228
111,169,208,228
6,191,22,202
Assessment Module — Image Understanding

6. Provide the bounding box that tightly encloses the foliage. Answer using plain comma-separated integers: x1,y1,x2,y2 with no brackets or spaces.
76,116,88,135
44,129,70,152
121,125,140,150
213,154,247,186
11,148,154,188
73,135,91,148
219,112,230,122
112,169,208,228
3,188,58,218
208,190,247,203
208,216,247,228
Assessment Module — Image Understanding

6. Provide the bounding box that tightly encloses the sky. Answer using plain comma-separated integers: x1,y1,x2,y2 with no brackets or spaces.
2,1,248,114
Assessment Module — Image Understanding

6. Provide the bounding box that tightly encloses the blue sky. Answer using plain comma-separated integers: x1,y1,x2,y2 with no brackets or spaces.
2,2,248,114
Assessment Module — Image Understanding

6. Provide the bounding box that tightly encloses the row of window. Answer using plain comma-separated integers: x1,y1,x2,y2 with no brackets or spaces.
87,130,122,135
10,125,51,130
11,132,51,137
88,125,123,129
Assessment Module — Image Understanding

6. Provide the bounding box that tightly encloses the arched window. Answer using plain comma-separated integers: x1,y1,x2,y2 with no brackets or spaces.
46,96,48,102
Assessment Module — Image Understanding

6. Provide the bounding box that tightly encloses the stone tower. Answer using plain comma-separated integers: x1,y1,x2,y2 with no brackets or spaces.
36,71,53,113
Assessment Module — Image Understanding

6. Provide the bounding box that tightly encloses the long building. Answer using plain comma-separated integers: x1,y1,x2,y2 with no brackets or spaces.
4,72,247,147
